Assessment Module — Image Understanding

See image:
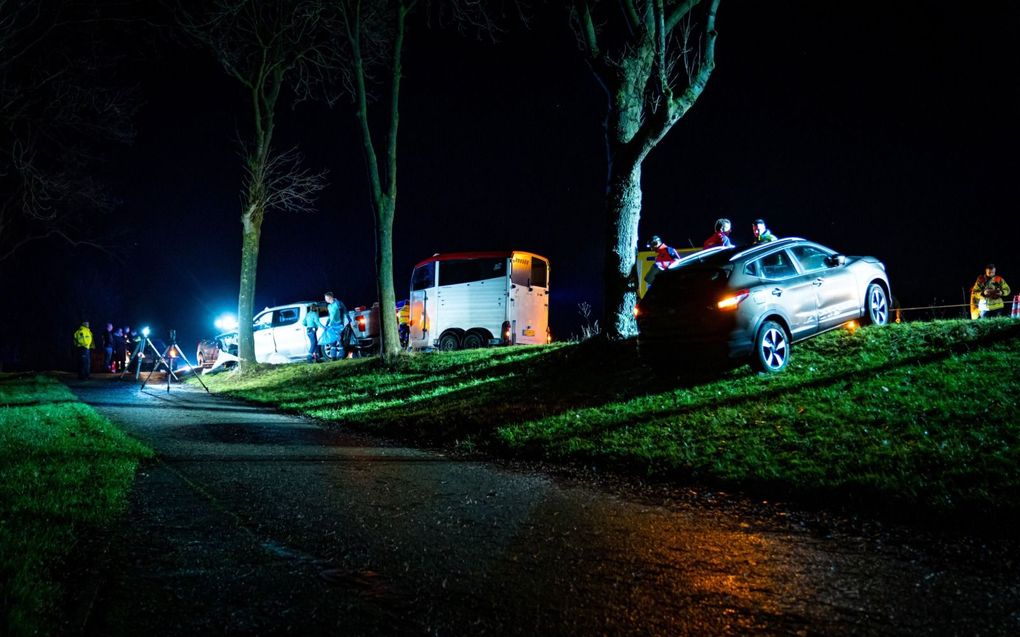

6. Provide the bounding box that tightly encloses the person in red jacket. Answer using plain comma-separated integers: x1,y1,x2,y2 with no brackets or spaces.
648,235,682,270
703,218,733,249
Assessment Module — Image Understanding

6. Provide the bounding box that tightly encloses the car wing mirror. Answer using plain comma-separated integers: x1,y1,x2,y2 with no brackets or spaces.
825,254,846,267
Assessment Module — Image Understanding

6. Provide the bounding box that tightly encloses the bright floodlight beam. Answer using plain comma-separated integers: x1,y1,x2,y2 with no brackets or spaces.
142,326,150,337
214,313,239,331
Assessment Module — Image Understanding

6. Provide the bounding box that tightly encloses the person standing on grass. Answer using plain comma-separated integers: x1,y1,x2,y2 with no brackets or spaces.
752,218,778,244
304,304,322,362
649,235,683,270
644,234,683,290
101,323,114,371
112,327,126,372
703,218,733,249
73,320,94,379
324,291,349,360
972,263,1011,319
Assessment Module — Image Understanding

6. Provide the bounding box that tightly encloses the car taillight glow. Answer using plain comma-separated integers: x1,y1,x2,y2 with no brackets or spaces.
356,315,366,331
717,289,750,310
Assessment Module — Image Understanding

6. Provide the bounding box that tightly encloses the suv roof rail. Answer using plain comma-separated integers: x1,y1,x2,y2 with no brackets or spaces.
730,237,806,261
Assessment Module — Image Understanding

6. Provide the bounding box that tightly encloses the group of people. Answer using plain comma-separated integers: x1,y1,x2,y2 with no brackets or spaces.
72,322,141,379
305,291,351,363
648,217,778,271
651,219,1014,323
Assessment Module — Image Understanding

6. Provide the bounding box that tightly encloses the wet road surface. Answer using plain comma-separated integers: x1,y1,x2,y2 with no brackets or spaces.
67,377,1020,636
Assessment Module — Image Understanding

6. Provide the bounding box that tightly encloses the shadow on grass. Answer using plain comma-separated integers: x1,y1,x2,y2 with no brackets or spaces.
211,323,1020,450
269,338,734,443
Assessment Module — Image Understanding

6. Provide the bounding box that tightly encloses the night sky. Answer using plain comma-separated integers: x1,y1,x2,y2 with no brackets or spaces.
2,1,1018,367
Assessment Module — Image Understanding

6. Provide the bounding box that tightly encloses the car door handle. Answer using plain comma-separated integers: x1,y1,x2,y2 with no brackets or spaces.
772,288,783,296
812,278,824,286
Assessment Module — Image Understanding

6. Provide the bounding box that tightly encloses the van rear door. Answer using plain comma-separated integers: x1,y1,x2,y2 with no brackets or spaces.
409,262,435,347
509,253,549,344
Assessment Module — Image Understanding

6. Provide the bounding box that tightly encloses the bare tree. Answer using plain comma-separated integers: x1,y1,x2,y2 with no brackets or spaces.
0,0,136,263
329,0,509,362
570,0,721,338
178,0,330,367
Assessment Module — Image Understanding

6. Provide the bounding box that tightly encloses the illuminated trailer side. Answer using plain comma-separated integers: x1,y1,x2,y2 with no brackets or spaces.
407,251,550,350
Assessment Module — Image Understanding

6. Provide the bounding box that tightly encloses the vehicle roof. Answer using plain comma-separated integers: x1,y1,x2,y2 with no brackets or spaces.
254,301,319,315
677,237,815,267
413,250,549,270
729,237,807,261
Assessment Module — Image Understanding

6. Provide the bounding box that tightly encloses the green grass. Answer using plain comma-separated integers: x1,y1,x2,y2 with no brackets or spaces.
0,374,152,637
199,319,1020,522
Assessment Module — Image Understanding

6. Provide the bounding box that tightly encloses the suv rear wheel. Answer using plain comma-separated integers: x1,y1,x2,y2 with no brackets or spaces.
751,320,790,373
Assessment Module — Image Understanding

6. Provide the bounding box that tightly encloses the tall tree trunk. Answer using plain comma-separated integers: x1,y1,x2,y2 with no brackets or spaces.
576,1,720,339
604,155,643,337
375,4,407,363
237,210,262,365
602,56,651,339
375,198,399,360
348,3,407,363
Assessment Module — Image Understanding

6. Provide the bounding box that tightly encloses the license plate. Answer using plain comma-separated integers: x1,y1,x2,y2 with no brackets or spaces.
523,329,535,337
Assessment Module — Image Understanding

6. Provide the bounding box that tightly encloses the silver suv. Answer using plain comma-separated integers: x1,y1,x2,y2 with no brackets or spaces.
636,238,891,372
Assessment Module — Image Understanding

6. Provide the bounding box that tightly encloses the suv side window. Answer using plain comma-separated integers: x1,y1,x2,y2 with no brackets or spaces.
758,250,798,280
274,307,300,327
253,312,272,331
790,245,831,273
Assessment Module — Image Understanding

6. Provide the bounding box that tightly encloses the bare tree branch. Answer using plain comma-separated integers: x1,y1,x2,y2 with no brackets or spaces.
566,0,722,337
247,147,328,215
176,0,333,366
0,0,137,263
664,0,699,34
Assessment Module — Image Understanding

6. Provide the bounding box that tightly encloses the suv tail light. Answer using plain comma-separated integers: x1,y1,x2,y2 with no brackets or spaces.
356,315,367,332
717,289,750,310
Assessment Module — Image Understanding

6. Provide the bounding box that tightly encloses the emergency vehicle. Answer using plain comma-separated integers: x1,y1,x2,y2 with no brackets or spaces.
408,251,550,350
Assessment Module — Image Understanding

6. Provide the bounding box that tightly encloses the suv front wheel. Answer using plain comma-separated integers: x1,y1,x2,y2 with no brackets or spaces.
863,283,889,326
751,320,790,373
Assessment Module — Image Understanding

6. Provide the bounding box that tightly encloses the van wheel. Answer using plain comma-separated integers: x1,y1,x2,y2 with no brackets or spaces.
751,320,790,373
437,331,461,351
461,331,486,349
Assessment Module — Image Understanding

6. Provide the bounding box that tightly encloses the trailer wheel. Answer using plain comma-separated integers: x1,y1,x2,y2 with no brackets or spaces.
437,330,461,351
461,330,488,349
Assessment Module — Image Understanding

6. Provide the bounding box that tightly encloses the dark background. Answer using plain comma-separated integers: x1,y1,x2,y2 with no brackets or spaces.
2,1,1018,369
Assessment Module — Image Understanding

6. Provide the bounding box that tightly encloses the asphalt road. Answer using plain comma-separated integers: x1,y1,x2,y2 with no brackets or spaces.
66,376,1020,636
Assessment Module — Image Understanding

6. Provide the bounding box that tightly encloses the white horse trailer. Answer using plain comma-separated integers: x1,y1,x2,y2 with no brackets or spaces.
408,251,550,350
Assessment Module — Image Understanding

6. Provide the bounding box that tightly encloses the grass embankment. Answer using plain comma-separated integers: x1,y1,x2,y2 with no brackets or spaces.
0,374,152,637
201,320,1020,521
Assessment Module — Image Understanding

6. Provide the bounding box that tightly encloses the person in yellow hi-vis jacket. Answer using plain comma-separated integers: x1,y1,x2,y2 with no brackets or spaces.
73,320,94,379
972,264,1011,319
